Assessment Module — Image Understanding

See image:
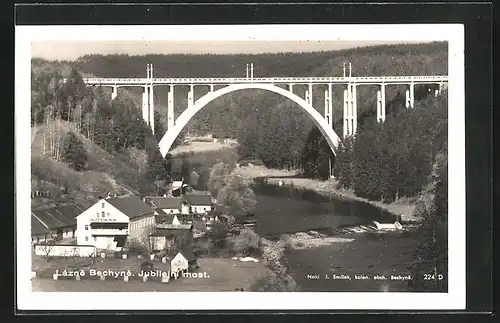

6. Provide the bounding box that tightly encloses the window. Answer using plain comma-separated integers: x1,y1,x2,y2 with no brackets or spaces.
85,225,89,230
102,203,105,208
96,212,99,217
101,211,105,217
94,236,97,242
85,236,88,242
107,212,110,216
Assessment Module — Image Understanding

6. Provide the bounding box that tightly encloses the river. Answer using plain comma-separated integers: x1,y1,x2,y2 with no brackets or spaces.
250,182,431,292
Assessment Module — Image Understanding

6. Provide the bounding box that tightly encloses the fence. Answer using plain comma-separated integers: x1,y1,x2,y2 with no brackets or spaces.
34,244,96,257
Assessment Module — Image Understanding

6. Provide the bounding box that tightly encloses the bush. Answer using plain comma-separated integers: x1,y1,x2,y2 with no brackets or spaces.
125,239,149,255
230,228,260,256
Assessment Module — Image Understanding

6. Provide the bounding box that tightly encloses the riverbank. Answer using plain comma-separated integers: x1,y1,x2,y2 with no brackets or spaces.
234,165,418,220
281,231,354,249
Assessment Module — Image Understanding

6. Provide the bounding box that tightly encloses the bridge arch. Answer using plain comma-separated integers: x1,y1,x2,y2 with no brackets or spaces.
158,84,342,157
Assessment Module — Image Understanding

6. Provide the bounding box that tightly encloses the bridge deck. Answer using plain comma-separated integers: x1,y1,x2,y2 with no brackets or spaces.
82,75,448,86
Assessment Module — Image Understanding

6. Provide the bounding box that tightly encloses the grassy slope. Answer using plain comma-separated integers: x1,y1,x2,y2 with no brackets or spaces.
31,120,145,204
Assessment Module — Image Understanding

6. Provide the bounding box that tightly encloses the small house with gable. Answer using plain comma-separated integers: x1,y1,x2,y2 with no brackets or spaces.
170,248,197,276
184,193,213,215
144,196,189,215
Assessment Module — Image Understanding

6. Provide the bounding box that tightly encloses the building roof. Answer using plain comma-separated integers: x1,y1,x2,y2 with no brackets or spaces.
156,223,193,230
145,196,183,210
156,214,179,225
31,216,50,236
32,203,85,229
179,248,196,262
184,194,212,206
105,196,154,219
150,225,193,236
154,208,167,215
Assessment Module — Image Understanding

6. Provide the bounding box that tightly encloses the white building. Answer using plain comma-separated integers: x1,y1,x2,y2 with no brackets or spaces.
183,194,213,215
76,196,154,251
144,196,189,215
170,248,197,276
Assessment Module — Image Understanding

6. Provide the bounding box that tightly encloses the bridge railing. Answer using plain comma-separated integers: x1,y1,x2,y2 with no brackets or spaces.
80,75,448,85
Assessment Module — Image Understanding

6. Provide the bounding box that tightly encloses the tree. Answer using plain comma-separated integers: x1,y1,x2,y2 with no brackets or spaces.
232,228,260,256
40,240,56,262
180,157,191,181
207,222,230,249
144,136,168,186
217,172,257,220
61,131,88,171
207,162,231,197
409,150,448,292
189,170,200,188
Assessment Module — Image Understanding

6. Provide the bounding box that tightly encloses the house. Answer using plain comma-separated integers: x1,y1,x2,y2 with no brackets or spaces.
76,196,154,251
31,216,52,244
149,224,193,252
183,194,213,215
155,213,182,226
144,196,190,215
171,180,188,197
31,203,85,243
170,248,197,276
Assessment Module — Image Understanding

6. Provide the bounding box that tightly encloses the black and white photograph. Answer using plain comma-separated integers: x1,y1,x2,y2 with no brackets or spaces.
16,24,465,310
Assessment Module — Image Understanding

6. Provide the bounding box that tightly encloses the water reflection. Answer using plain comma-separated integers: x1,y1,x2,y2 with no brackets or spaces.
252,181,395,236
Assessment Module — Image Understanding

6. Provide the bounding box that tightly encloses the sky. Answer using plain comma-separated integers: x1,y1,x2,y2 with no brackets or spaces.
31,40,427,61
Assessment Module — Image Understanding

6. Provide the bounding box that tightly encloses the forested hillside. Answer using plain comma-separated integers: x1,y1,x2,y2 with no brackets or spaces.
31,41,448,205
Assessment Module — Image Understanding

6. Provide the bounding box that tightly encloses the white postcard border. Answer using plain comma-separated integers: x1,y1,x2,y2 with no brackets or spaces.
16,24,465,310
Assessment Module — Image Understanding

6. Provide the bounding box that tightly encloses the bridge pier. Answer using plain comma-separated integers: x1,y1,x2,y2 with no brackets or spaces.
410,82,415,108
149,85,154,134
188,85,194,109
111,85,117,100
324,89,330,125
308,83,313,105
377,84,386,122
305,89,310,105
343,83,357,138
142,86,149,126
167,85,175,130
288,84,293,93
141,86,155,133
405,83,415,109
328,83,333,126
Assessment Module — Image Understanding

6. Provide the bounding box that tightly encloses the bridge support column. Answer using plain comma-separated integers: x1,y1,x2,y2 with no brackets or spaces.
167,85,174,130
343,83,357,138
381,84,386,121
210,84,214,93
377,90,382,122
149,85,155,134
308,83,313,105
351,84,357,135
405,90,410,108
377,84,386,122
324,89,331,126
305,90,310,105
111,86,118,100
409,82,414,108
288,84,293,93
328,83,333,126
142,86,149,126
188,85,194,109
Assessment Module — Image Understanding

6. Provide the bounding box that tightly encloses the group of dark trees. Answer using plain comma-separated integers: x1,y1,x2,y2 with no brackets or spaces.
333,92,447,202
